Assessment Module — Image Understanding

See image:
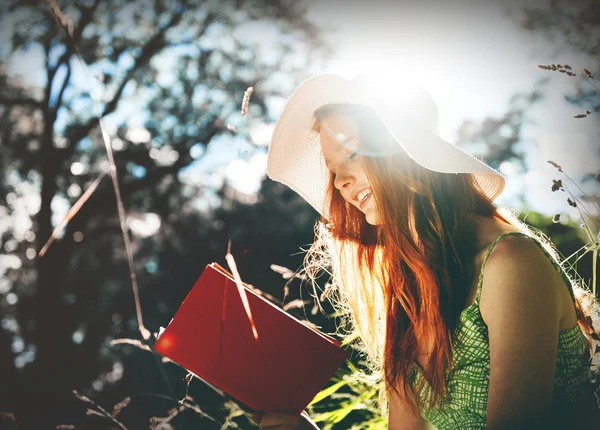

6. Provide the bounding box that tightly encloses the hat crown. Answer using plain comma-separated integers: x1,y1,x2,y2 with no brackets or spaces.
352,73,440,135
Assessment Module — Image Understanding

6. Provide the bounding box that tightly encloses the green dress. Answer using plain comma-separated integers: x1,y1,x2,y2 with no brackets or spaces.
407,231,593,429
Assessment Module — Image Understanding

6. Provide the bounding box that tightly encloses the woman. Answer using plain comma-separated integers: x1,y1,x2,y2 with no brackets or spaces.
254,74,599,429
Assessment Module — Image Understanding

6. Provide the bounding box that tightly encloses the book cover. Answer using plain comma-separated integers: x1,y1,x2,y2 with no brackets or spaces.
155,262,349,413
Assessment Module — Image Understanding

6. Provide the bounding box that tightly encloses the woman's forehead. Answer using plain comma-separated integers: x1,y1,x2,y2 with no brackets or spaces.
320,112,359,135
321,129,358,152
321,114,360,146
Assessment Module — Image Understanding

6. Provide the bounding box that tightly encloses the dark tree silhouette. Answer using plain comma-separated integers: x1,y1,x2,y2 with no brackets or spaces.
0,0,331,427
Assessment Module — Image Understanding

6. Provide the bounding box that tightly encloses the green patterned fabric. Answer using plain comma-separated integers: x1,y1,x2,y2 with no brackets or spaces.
407,231,592,429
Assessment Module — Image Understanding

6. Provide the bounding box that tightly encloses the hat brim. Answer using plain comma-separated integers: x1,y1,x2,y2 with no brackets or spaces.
266,74,506,219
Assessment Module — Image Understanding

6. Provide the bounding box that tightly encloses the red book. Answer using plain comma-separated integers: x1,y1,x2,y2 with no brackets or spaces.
155,262,349,414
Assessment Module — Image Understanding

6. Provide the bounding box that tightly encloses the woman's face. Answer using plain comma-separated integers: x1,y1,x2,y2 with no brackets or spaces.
318,113,382,226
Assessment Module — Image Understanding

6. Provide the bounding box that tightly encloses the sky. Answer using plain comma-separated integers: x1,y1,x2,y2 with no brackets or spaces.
2,0,599,226
304,0,600,221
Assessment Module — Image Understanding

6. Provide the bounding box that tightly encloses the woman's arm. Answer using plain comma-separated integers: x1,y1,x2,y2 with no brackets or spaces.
479,235,563,429
388,387,429,430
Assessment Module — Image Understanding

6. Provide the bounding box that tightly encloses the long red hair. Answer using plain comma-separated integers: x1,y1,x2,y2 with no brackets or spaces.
296,103,598,418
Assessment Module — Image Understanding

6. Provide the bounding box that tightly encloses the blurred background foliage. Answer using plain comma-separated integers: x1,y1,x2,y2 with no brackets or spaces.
0,0,597,428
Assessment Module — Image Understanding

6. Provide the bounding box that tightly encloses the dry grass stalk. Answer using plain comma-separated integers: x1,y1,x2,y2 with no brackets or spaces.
72,390,128,430
179,374,193,406
537,63,599,118
149,407,180,429
110,338,152,351
241,86,253,116
43,0,151,341
282,298,311,311
270,264,307,281
110,338,171,362
548,160,563,172
43,0,74,38
111,397,131,417
547,160,600,295
38,171,108,257
537,63,577,76
225,252,259,340
299,319,321,331
244,283,282,305
149,396,221,429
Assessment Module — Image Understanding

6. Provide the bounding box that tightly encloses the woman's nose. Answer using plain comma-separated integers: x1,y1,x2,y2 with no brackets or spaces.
334,171,354,190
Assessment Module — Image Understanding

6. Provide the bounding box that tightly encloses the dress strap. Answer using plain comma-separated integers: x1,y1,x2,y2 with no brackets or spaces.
474,231,577,307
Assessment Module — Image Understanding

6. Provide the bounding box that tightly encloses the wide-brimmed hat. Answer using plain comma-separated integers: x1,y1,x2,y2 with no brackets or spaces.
266,73,506,220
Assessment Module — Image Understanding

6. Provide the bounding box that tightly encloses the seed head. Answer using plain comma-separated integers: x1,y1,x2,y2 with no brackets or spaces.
551,179,563,192
547,160,563,172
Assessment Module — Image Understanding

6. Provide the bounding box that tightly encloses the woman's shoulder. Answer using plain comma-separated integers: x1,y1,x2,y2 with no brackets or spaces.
481,229,542,266
478,230,564,327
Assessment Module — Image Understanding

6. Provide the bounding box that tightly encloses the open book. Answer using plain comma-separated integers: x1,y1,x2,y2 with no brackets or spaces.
155,262,349,414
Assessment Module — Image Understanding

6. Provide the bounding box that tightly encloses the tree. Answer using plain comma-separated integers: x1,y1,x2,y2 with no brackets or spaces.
0,0,331,427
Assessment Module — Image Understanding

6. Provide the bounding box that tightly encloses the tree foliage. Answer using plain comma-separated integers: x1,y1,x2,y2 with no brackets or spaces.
0,0,332,427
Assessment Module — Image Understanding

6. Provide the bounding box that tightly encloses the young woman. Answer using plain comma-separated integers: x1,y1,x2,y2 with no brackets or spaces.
254,74,599,429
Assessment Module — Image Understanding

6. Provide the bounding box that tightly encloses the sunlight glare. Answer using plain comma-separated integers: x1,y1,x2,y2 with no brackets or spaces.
325,53,458,140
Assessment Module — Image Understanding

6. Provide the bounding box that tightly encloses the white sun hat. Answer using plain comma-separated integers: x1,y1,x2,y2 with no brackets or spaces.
266,73,506,220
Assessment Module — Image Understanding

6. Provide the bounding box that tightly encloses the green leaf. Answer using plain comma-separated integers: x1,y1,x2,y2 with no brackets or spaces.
308,379,349,406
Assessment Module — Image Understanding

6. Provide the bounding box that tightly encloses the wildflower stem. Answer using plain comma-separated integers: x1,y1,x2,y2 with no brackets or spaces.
583,77,600,93
581,223,599,296
593,246,597,296
72,390,129,430
559,240,594,283
581,210,600,232
563,243,589,263
570,196,600,230
561,171,600,215
582,223,596,244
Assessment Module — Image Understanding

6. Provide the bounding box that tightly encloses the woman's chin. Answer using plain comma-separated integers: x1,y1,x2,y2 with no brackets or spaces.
365,212,381,226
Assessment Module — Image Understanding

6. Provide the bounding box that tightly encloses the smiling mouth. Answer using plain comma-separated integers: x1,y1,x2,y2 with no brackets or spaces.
359,192,372,209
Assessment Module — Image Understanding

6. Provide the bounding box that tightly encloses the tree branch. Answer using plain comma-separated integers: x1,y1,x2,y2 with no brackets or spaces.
61,4,188,163
0,96,43,108
102,3,188,115
52,60,71,111
68,127,219,223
